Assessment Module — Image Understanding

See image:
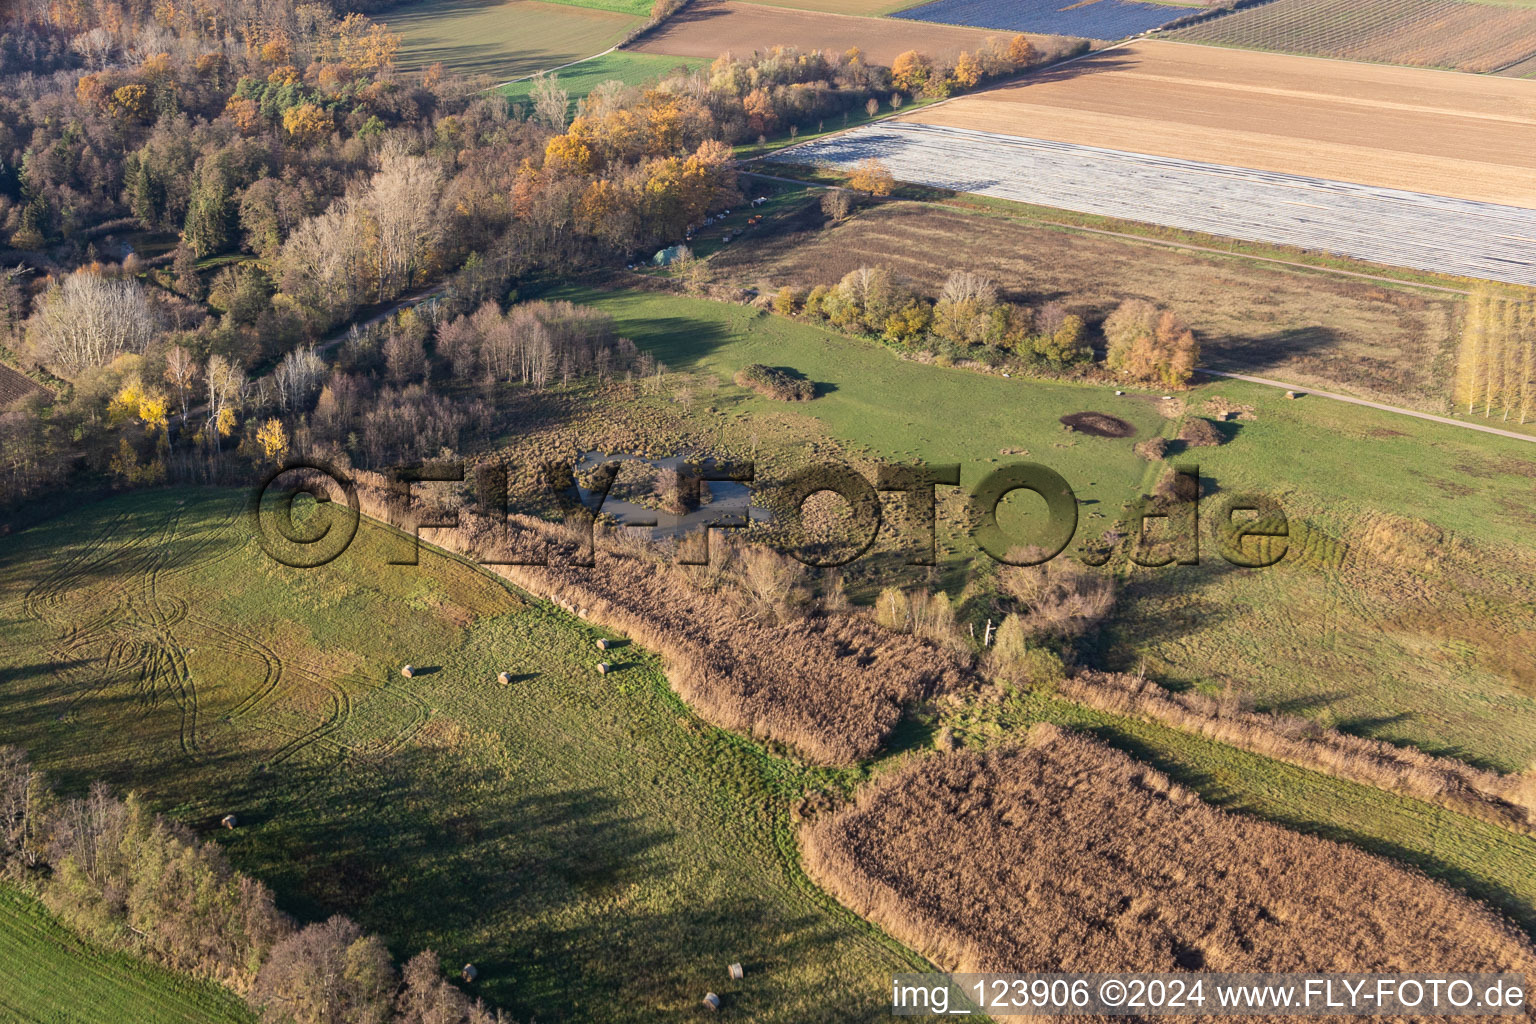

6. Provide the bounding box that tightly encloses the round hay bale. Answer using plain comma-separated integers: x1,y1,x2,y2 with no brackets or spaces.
497,671,511,686
703,993,721,1011
221,814,238,830
597,662,611,675
401,665,414,679
462,963,478,983
596,638,610,651
728,963,744,980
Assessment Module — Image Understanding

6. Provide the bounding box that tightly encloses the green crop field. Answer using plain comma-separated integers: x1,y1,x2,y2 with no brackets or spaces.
500,52,707,115
0,885,255,1024
388,0,643,80
546,287,1536,772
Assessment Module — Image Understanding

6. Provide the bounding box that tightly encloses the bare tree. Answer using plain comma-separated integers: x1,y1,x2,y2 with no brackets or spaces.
205,354,246,448
361,140,444,303
252,916,395,1024
530,72,570,130
26,270,161,374
163,344,198,426
274,346,327,411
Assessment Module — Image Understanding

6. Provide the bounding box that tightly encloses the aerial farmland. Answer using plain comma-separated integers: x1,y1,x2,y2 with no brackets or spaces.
3,0,1536,1022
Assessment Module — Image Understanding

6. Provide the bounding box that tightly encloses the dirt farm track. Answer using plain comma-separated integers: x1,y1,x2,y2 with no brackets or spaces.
786,123,1536,285
903,41,1536,208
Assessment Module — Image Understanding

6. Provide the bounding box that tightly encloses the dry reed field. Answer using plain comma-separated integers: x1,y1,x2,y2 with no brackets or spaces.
801,727,1536,978
334,469,976,764
1168,0,1536,74
629,0,1063,65
900,41,1536,207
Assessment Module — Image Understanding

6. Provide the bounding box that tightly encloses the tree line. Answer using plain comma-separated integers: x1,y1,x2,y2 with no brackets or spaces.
1455,284,1536,423
769,266,1199,386
0,747,514,1024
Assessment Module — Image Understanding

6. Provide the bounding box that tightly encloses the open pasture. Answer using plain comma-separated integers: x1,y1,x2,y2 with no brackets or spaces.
628,0,1035,65
892,0,1196,39
801,728,1536,974
1168,0,1536,73
561,288,1536,771
0,886,255,1024
896,41,1536,208
0,489,921,1023
786,122,1536,285
388,0,642,79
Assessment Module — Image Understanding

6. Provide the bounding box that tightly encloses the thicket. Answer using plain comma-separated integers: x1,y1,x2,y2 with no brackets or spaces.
782,268,1199,385
0,748,512,1024
733,362,813,401
801,728,1536,975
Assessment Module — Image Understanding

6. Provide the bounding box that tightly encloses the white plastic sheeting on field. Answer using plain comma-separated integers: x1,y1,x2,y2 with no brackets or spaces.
788,123,1536,286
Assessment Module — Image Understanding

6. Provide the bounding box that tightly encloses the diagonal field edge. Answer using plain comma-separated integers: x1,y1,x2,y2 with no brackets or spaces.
786,122,1536,286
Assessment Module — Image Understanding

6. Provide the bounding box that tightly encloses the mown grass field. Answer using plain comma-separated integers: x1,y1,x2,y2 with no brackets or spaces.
0,490,921,1023
0,885,255,1024
389,0,642,79
499,52,706,115
549,287,1536,772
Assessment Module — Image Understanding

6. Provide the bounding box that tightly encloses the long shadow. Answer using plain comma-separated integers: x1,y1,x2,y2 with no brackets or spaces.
1202,325,1345,377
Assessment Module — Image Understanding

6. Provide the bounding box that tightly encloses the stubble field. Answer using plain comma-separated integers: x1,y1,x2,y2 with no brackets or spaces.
389,0,643,79
898,41,1536,206
629,0,1061,64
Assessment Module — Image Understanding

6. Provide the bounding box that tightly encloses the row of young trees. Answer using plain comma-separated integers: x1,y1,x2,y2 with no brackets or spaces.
0,747,512,1024
769,266,1199,385
1455,284,1536,423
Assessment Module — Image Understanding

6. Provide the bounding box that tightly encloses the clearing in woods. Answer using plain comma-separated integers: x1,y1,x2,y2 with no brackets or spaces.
899,40,1536,207
628,0,1055,65
550,287,1536,771
389,0,643,79
500,52,708,113
0,885,255,1024
0,490,923,1024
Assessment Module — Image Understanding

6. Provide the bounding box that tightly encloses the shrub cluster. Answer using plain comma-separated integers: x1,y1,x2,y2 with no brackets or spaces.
734,362,814,401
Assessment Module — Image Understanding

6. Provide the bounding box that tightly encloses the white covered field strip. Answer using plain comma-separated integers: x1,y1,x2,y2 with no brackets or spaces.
787,123,1536,286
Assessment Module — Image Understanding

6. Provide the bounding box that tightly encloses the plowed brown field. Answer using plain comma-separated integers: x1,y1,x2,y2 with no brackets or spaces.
902,40,1536,206
0,364,44,406
630,0,1065,65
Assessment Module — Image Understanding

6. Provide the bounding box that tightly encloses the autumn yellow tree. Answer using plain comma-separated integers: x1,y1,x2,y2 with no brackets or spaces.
1455,285,1536,421
282,103,332,146
108,84,152,123
1008,34,1036,69
952,51,982,89
890,51,932,92
255,418,289,464
848,158,894,196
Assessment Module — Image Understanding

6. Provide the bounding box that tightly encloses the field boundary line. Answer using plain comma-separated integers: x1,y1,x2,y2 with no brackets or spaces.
488,43,622,89
1144,34,1536,81
739,169,1471,295
1200,368,1536,443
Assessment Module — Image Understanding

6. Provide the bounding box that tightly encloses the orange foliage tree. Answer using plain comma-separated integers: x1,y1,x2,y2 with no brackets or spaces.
848,157,894,196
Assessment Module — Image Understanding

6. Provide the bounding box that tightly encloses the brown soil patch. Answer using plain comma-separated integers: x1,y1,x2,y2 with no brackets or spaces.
630,0,1064,65
901,40,1536,206
1060,411,1134,437
0,364,45,406
801,727,1536,977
